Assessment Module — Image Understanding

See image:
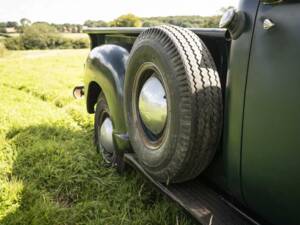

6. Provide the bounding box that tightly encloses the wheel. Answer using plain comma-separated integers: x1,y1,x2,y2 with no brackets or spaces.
124,25,223,183
94,93,116,166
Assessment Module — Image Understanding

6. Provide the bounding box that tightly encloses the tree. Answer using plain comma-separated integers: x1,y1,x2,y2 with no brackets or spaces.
20,18,31,27
6,21,18,28
21,23,58,49
0,22,6,28
76,25,82,33
142,20,161,27
83,20,108,27
140,15,222,28
0,22,6,33
111,14,142,27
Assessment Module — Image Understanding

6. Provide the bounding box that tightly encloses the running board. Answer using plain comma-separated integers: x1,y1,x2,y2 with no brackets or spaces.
124,153,259,225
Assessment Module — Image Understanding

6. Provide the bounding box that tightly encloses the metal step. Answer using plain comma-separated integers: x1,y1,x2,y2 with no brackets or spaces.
124,153,260,225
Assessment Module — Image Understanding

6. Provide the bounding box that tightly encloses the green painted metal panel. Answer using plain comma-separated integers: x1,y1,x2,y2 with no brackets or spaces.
242,2,300,225
219,0,259,201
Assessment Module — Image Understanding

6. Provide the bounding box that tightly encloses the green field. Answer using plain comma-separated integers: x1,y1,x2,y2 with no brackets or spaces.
0,49,195,225
60,33,89,39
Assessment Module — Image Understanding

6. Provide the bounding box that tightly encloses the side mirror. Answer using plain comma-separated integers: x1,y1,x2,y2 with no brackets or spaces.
219,8,246,40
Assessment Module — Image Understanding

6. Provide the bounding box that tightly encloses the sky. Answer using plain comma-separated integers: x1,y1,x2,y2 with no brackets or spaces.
0,0,239,24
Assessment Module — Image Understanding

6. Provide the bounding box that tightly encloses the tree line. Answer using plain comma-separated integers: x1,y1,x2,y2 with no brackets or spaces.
84,14,223,28
0,8,232,51
0,19,83,33
0,8,231,34
2,23,89,50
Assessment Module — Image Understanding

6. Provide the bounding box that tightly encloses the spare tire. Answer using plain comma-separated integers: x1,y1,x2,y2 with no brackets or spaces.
124,25,223,183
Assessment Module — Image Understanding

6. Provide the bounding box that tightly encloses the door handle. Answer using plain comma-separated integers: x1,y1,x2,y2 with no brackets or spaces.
263,19,275,30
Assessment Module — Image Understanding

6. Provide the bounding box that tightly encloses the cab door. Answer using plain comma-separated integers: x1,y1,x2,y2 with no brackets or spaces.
242,1,300,225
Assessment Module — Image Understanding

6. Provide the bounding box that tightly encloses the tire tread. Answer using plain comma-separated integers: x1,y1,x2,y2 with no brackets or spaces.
128,25,222,182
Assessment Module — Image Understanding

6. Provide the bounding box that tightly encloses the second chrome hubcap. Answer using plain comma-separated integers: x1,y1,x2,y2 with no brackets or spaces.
99,117,114,161
138,75,167,135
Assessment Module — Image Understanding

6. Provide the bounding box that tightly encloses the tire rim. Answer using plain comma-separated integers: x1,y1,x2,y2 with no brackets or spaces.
134,62,169,149
138,75,168,135
98,116,114,163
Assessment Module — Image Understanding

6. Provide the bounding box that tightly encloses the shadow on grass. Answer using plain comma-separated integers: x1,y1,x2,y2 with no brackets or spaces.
1,124,193,225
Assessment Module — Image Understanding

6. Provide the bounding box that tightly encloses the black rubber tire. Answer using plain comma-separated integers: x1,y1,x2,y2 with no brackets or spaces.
124,25,223,183
94,93,116,166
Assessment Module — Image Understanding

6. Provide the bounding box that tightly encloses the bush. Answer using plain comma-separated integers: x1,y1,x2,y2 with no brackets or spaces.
53,36,73,49
2,23,89,50
0,42,6,56
4,37,23,50
0,27,6,33
21,23,58,49
47,37,89,49
111,14,142,27
141,15,221,28
84,20,108,27
70,38,89,49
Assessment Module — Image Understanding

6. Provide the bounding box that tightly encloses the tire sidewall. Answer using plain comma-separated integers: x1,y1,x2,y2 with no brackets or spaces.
125,39,187,175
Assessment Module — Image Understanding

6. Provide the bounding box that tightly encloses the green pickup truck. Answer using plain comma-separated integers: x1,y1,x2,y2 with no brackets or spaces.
73,0,300,224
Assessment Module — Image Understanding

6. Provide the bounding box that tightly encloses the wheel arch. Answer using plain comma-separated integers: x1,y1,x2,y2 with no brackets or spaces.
86,81,102,113
84,44,129,144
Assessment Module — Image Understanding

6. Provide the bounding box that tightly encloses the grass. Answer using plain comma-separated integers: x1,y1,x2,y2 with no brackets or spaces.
60,33,89,39
0,49,196,225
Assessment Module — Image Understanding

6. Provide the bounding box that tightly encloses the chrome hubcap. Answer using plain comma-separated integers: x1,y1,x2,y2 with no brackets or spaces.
99,117,114,158
138,75,167,135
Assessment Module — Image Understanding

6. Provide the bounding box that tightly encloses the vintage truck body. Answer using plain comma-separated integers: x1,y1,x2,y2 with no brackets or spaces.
74,0,300,224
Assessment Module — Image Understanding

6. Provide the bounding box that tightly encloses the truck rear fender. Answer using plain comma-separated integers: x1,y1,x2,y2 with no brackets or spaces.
84,44,129,150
